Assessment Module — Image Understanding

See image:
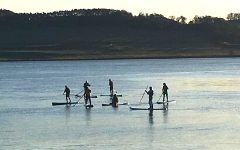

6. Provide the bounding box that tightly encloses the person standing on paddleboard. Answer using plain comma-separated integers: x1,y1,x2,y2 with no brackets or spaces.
83,80,90,99
84,86,92,105
84,80,90,92
109,79,113,95
63,85,71,103
162,83,168,102
145,86,154,109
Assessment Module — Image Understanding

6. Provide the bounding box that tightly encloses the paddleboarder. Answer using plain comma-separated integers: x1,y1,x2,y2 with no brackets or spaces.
83,80,91,99
63,85,71,103
109,79,113,95
145,86,154,110
84,86,92,105
84,80,90,92
162,83,169,102
111,94,119,107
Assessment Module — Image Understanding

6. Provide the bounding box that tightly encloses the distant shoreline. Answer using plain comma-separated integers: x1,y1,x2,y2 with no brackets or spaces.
1,55,240,62
1,9,240,62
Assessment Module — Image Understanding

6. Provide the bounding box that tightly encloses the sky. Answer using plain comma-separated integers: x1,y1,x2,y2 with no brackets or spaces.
1,0,240,20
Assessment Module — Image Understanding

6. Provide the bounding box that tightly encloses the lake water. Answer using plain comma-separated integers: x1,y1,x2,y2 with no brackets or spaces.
1,58,240,150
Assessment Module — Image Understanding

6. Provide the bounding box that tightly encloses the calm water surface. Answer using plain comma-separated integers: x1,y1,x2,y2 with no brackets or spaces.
1,58,240,150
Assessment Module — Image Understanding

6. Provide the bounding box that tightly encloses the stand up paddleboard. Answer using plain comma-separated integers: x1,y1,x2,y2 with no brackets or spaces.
75,95,98,98
129,107,167,110
102,103,129,106
52,102,78,106
85,104,94,108
100,94,122,97
156,100,176,104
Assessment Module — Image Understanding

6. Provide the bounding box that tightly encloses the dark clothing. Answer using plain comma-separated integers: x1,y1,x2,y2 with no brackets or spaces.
112,95,118,107
146,89,153,100
64,87,71,102
162,85,168,95
84,82,90,101
66,93,70,99
109,80,113,94
84,88,91,105
64,87,70,94
146,89,154,109
84,82,90,90
85,94,91,104
147,90,153,109
109,80,113,89
162,84,169,102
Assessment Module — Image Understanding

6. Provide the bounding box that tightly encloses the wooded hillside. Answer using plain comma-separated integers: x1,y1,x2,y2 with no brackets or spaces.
0,9,240,61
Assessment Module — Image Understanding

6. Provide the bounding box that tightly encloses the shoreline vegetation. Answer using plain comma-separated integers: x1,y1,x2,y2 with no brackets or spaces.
0,9,240,61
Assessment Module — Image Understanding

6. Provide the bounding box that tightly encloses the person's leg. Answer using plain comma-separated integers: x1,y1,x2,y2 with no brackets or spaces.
150,99,153,109
89,97,91,105
85,95,87,104
110,88,113,95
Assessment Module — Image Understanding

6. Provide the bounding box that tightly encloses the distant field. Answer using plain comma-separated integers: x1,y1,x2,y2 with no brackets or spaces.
1,46,239,61
0,26,240,61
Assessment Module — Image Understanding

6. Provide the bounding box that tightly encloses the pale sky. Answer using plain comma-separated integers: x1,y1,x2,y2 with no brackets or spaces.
1,0,240,20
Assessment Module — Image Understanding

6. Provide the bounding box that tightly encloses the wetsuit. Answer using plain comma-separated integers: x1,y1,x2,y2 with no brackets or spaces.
84,88,91,105
109,80,113,95
112,95,118,107
64,87,71,102
146,89,154,109
84,82,90,91
162,85,168,102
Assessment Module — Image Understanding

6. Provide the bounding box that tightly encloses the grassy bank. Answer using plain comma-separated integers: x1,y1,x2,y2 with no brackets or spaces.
0,24,240,61
1,46,240,61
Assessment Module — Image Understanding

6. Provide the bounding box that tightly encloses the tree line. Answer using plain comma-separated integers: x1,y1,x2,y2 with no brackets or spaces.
227,13,240,20
0,8,237,28
0,8,240,44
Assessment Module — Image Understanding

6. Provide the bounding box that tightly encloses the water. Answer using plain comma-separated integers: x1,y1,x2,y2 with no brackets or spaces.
1,58,240,150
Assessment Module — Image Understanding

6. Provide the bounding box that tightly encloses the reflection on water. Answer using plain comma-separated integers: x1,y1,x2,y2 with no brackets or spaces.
65,105,71,122
149,110,153,125
2,58,240,149
148,109,155,147
163,103,168,124
84,108,92,125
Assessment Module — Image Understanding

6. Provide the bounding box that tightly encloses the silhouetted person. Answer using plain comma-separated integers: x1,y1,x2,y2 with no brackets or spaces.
109,79,113,95
111,94,118,107
145,86,154,110
162,83,168,102
84,86,92,105
63,85,71,103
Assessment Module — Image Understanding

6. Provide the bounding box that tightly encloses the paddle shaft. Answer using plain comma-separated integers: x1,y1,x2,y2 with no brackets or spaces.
77,89,84,95
139,86,148,103
72,94,84,107
157,94,163,102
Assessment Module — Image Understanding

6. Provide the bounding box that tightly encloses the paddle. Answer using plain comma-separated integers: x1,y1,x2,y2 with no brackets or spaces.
72,93,84,107
157,94,163,102
139,86,148,103
75,89,84,97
